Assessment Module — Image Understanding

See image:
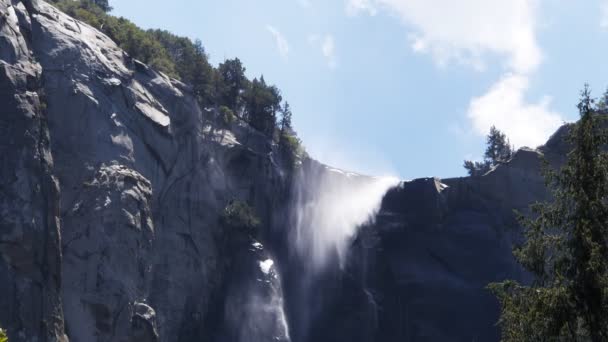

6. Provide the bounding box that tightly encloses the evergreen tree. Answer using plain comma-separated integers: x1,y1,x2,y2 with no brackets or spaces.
280,102,293,133
463,160,490,177
597,87,608,112
51,0,301,146
463,126,512,177
245,76,281,137
489,85,608,341
146,31,214,105
93,0,111,12
485,125,513,165
217,58,247,111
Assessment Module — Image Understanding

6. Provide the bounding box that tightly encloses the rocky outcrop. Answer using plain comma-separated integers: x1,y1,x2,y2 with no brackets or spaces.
0,1,67,340
300,148,549,342
1,1,289,341
61,165,155,341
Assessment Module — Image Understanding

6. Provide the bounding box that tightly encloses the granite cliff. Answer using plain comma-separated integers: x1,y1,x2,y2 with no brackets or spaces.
0,1,568,341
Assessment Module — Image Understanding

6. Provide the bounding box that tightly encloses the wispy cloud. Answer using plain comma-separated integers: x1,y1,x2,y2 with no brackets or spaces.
601,0,608,29
309,34,338,69
467,73,563,148
346,0,541,73
348,0,565,147
322,35,337,69
297,0,311,8
266,25,289,61
346,0,377,16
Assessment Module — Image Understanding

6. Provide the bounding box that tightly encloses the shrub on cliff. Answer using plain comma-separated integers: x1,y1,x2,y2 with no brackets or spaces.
0,328,8,342
218,106,236,128
220,200,260,236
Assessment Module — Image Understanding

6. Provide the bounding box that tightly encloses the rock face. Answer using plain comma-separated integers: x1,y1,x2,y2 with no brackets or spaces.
293,148,549,342
0,1,572,341
1,1,288,341
368,149,546,341
0,1,67,340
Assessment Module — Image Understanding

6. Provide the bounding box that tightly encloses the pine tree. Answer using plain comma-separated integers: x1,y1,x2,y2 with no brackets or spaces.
244,76,281,137
485,125,513,165
597,87,608,112
463,126,512,177
280,102,292,133
217,58,246,111
93,0,111,12
489,85,608,341
463,160,490,177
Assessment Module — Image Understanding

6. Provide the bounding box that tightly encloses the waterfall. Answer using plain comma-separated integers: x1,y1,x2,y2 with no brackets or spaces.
224,162,398,342
218,240,291,342
290,164,400,270
279,162,399,341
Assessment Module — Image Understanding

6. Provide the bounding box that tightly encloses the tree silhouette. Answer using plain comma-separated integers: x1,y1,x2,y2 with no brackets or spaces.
489,85,608,341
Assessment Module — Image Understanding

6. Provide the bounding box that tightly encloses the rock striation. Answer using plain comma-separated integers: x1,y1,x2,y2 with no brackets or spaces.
1,1,289,341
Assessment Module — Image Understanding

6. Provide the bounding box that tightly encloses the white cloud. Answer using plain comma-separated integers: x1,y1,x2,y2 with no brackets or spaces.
346,0,541,73
322,35,338,68
309,34,338,69
467,73,564,148
348,0,565,147
346,0,377,16
601,0,608,29
266,25,289,61
298,0,311,8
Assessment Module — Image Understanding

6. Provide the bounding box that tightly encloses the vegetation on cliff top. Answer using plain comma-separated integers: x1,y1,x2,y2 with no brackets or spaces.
50,0,304,167
463,125,513,177
489,85,608,341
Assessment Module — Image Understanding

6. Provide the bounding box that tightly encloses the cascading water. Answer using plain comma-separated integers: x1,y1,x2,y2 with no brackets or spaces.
217,239,291,342
291,165,400,270
223,161,399,342
283,161,400,341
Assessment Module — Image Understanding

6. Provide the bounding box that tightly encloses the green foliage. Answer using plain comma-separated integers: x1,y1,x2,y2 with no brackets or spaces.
489,85,608,341
278,102,305,168
244,77,282,137
52,0,177,77
217,58,247,111
218,106,236,127
51,0,305,153
485,125,513,164
279,131,305,169
92,0,111,12
148,31,214,105
220,200,260,235
464,125,513,177
280,102,293,132
0,328,7,342
463,160,490,177
597,87,608,111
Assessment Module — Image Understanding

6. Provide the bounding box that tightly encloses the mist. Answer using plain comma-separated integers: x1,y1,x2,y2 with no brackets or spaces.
290,164,400,270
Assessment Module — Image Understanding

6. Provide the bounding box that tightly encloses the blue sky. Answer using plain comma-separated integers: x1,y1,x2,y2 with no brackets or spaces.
111,0,608,180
